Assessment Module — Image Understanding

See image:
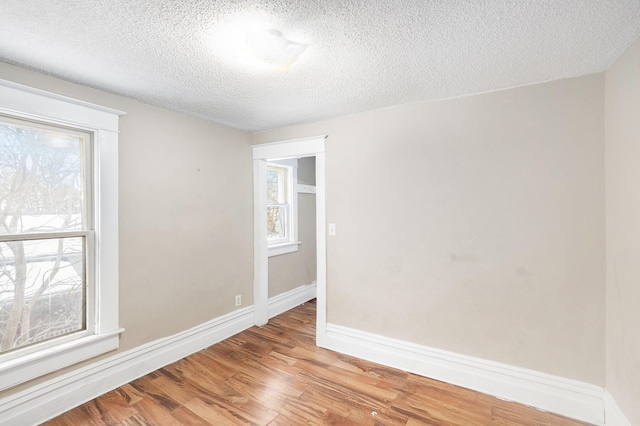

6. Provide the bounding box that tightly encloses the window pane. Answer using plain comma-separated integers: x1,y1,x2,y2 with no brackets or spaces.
267,205,287,240
267,164,291,243
0,119,86,235
0,237,85,353
267,166,287,204
267,169,280,204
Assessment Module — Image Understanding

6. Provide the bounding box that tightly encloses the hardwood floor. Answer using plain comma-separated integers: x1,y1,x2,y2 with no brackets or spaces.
45,300,592,425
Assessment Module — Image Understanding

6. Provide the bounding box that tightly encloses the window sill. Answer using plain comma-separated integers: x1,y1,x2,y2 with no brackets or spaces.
268,241,301,257
0,328,124,391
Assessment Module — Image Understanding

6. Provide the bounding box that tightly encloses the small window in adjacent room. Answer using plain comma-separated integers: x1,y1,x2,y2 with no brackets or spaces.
267,160,299,256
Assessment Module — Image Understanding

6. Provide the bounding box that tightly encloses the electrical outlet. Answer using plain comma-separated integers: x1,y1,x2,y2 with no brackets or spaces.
235,295,241,307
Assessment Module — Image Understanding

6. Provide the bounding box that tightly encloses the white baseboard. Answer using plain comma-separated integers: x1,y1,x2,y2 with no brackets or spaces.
1,287,618,426
604,390,632,426
0,305,255,426
321,323,605,425
268,282,316,319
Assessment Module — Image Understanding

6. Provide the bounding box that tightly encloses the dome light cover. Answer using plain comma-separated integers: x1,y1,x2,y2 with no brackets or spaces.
242,29,307,72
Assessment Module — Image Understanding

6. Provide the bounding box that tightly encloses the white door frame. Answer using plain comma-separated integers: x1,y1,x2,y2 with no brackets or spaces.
251,136,327,343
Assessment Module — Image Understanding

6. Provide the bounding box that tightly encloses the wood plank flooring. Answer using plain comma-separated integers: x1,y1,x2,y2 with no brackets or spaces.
44,300,592,425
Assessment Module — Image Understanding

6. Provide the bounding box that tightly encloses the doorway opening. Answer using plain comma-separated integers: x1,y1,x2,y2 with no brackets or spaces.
251,136,327,345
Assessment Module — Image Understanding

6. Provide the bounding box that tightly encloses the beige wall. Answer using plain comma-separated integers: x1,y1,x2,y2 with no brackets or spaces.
268,157,317,297
297,156,316,186
0,61,254,390
254,74,606,385
605,38,640,424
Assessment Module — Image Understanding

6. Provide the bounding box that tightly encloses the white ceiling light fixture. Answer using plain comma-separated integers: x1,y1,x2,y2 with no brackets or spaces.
242,29,307,72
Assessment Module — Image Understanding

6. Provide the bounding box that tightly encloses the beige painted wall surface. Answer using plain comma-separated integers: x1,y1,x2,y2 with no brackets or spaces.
605,38,640,424
297,156,317,185
268,157,317,297
0,62,254,391
254,75,606,385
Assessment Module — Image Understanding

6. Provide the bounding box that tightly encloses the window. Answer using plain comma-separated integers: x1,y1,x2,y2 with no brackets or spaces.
267,160,299,256
0,79,122,391
267,163,290,242
0,117,91,356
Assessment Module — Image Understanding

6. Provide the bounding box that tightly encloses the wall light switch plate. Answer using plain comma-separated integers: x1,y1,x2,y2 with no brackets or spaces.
328,223,336,236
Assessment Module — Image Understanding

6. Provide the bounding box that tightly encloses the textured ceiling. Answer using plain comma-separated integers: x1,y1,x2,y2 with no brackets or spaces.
0,0,639,132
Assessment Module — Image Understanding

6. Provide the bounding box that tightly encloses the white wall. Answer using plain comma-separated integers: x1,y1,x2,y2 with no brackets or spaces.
605,37,640,425
255,74,606,385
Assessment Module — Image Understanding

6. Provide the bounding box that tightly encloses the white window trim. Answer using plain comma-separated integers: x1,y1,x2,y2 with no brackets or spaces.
267,159,300,257
0,79,124,391
269,241,302,257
